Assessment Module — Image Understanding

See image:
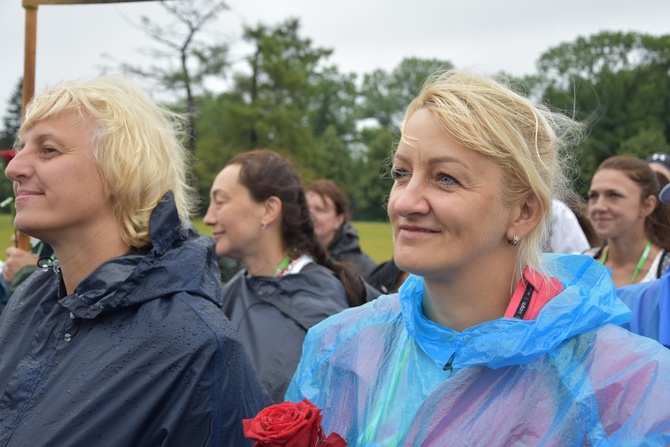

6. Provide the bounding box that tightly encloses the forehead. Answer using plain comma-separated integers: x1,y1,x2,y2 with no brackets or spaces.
211,164,244,195
22,109,93,139
306,190,332,206
650,162,670,180
396,109,497,172
590,169,641,192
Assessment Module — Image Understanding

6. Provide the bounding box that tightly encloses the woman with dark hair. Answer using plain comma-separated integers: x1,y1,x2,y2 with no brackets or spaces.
204,149,368,402
306,179,377,277
587,156,670,286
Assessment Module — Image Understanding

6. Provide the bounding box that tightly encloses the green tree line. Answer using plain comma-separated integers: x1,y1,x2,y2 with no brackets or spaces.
2,12,669,220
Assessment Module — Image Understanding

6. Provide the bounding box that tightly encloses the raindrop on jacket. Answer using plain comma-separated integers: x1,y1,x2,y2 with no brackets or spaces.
0,191,271,447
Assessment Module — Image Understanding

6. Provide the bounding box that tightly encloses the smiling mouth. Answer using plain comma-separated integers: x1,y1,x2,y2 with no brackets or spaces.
398,226,439,237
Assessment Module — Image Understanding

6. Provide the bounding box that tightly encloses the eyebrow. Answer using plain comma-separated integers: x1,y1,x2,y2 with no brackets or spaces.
210,189,227,200
393,152,469,168
588,187,623,195
18,132,65,150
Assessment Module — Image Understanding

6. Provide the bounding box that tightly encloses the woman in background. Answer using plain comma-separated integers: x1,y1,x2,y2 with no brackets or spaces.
587,156,670,286
647,151,670,181
204,149,368,402
306,179,377,277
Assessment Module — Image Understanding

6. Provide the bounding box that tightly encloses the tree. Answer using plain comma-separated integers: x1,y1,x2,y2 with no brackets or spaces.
535,31,670,196
194,18,346,204
121,0,230,152
348,126,397,221
358,57,453,129
0,78,22,210
0,78,22,150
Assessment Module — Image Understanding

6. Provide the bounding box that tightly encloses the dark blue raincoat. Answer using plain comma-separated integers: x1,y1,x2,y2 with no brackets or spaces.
0,192,271,447
328,222,377,278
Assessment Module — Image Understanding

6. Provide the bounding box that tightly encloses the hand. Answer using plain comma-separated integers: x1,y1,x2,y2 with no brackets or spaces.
4,247,39,283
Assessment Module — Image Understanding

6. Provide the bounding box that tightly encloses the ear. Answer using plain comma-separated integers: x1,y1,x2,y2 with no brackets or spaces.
335,212,346,228
641,194,657,218
506,192,543,243
262,196,283,226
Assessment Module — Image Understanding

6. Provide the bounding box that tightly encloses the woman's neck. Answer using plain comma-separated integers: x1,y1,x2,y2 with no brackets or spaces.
52,235,130,296
603,233,659,286
604,234,650,266
421,254,517,332
243,236,289,277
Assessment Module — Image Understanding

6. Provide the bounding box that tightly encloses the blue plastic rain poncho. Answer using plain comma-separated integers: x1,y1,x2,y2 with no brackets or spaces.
617,269,670,347
286,254,670,446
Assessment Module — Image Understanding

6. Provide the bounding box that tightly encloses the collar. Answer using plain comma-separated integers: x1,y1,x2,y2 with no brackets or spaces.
504,267,564,320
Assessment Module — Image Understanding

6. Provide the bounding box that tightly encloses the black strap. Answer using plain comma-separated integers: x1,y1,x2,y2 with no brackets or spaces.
513,283,535,320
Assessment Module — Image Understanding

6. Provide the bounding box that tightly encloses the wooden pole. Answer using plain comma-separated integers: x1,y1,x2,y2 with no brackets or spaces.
16,4,38,251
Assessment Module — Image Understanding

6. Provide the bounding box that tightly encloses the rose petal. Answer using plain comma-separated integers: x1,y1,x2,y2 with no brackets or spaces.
243,399,325,447
318,433,348,447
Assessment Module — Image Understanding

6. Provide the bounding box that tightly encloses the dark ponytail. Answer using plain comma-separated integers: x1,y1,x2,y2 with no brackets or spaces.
229,149,367,306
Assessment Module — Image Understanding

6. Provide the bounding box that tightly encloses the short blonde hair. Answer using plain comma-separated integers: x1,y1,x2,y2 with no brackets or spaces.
19,75,196,248
401,69,582,279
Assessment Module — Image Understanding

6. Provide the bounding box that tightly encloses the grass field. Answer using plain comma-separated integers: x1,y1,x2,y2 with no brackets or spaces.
350,221,393,263
0,214,394,263
0,214,14,260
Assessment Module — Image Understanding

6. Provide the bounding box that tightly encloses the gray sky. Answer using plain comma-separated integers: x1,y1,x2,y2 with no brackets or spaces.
1,0,669,115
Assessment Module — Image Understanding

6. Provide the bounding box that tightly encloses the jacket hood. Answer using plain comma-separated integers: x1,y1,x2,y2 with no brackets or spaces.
401,253,632,370
328,222,362,257
60,191,223,319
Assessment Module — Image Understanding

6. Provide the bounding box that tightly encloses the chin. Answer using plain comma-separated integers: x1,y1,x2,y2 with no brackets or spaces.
394,255,427,277
12,221,41,240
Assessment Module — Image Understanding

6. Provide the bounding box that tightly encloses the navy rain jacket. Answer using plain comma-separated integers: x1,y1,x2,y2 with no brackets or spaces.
328,222,377,278
0,192,271,447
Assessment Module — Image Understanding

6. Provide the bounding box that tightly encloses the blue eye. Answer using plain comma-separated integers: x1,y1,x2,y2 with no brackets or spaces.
437,172,457,186
391,168,410,181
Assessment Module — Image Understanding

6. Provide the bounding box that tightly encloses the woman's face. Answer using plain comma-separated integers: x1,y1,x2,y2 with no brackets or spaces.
388,108,515,281
306,191,344,247
588,168,651,241
6,110,114,246
204,164,267,259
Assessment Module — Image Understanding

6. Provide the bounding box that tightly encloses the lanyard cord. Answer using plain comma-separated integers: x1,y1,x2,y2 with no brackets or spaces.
273,254,292,277
599,240,652,283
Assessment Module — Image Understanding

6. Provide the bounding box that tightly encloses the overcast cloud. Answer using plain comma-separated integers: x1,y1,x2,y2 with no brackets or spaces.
1,0,669,113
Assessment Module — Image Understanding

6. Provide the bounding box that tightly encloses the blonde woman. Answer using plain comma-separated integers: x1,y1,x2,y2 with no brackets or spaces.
0,76,270,446
286,70,670,445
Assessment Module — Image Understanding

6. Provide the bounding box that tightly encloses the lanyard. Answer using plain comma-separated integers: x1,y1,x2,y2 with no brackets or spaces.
512,283,535,320
273,254,292,277
599,240,652,283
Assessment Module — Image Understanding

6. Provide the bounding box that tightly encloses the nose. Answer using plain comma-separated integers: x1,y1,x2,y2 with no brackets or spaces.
203,203,216,226
5,150,30,183
587,196,605,217
389,177,430,218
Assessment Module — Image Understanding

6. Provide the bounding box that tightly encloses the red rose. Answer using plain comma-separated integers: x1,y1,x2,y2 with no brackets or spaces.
243,399,347,447
1,149,17,165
